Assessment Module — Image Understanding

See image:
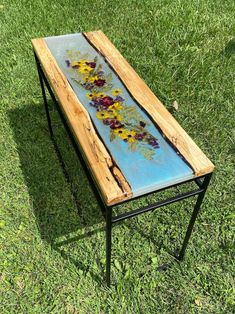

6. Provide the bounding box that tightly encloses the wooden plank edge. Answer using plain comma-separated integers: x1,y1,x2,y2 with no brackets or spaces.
31,37,133,205
83,31,215,177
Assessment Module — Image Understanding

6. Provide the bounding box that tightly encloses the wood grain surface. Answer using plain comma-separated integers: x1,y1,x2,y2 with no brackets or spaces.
32,38,133,205
84,30,214,176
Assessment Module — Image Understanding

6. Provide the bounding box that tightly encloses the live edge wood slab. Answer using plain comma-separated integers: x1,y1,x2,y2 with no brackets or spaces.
32,30,214,206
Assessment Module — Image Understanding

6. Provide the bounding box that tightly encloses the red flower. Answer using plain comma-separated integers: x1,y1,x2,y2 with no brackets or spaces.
94,79,106,87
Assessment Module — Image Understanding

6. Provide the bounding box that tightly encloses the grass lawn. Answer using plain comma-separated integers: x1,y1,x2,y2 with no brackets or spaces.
0,0,234,313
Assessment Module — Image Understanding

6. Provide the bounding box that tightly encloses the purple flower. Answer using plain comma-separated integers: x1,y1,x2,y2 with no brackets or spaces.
110,120,123,129
82,83,94,90
90,101,99,109
99,105,109,111
115,96,124,102
148,137,159,148
103,118,113,125
94,79,106,87
87,61,96,68
65,60,70,67
100,96,114,106
135,133,145,141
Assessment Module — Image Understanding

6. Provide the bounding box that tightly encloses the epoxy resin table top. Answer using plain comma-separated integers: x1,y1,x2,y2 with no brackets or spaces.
32,31,214,205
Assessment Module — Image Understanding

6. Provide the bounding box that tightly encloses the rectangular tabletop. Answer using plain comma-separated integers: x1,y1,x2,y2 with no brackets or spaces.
32,31,214,205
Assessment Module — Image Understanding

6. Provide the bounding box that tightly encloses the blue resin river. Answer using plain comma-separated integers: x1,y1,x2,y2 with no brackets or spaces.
45,33,193,197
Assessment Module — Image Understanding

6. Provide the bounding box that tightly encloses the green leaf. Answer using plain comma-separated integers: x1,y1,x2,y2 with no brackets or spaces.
95,64,102,73
105,73,112,83
99,84,113,92
140,147,155,160
72,78,83,87
120,105,149,125
110,131,116,142
128,141,138,152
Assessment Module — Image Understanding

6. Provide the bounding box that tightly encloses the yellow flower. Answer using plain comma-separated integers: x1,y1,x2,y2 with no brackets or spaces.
112,88,122,96
96,111,110,120
109,102,123,110
125,130,136,142
78,59,89,65
114,128,127,139
71,59,89,67
71,61,80,67
86,92,95,99
78,65,93,74
88,75,99,83
86,92,107,99
114,128,136,142
96,92,106,98
108,110,123,121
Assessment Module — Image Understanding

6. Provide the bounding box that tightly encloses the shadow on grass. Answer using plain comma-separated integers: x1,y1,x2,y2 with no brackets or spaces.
8,103,105,283
223,38,235,57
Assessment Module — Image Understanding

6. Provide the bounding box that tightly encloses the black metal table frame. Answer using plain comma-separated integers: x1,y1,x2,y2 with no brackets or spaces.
34,52,212,286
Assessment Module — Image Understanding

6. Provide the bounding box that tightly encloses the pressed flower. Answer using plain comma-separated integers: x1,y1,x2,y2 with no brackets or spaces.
112,88,122,96
139,121,146,128
65,60,70,67
78,59,89,65
100,96,114,106
78,65,93,74
86,92,95,99
135,133,145,141
71,61,80,68
115,96,125,102
99,104,110,111
125,130,136,142
96,111,110,120
110,120,123,129
114,128,136,142
109,102,123,110
108,110,123,121
94,79,106,86
87,61,96,68
82,82,94,90
103,118,113,125
148,137,159,148
66,51,160,156
117,130,136,143
89,75,99,83
96,92,106,98
114,128,127,139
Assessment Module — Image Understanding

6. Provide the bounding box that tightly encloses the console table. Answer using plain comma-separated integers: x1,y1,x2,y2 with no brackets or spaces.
32,31,214,286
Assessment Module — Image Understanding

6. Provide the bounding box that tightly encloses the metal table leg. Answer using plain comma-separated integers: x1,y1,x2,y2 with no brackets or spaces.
177,173,212,261
105,206,112,287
